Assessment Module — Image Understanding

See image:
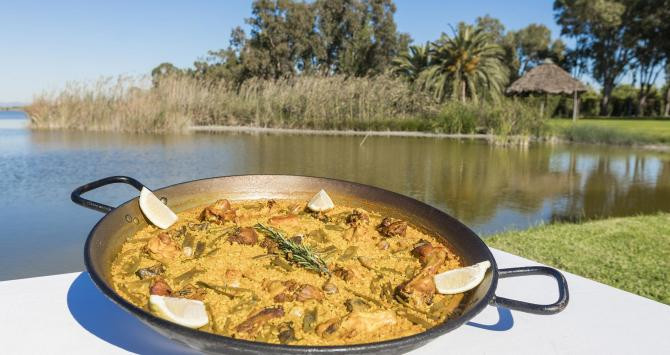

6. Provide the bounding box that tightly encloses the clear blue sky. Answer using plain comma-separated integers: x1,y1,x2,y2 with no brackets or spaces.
1,0,564,103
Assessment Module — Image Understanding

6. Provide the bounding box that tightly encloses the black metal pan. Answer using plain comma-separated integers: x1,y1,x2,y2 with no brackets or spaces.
72,175,568,354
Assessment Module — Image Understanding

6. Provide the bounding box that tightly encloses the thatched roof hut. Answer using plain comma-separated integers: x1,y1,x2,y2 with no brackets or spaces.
507,59,588,120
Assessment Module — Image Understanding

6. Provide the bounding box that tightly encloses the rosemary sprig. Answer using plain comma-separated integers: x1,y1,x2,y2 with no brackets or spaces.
254,223,330,276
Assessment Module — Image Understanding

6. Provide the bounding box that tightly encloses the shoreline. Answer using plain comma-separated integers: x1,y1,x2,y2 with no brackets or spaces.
188,125,670,152
189,125,495,139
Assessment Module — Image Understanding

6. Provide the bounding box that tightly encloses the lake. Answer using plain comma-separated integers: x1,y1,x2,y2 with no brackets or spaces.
2,110,670,280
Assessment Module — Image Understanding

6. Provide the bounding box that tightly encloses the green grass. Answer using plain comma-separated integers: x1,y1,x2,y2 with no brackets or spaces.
486,213,670,305
548,118,670,145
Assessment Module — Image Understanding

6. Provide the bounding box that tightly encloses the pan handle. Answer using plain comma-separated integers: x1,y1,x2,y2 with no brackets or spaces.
71,176,145,214
491,266,569,315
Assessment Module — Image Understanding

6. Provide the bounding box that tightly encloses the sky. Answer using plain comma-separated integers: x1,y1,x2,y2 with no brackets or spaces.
1,0,564,103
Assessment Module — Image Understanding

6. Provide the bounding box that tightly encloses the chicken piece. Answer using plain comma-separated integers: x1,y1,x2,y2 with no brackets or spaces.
263,279,299,302
235,307,285,334
411,241,448,272
396,241,447,306
295,284,324,302
201,199,237,224
263,280,323,303
146,233,181,263
228,227,258,245
149,277,172,296
377,217,408,237
340,310,398,338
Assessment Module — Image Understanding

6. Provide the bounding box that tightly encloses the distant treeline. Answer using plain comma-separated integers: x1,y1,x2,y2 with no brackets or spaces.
152,0,670,117
26,0,670,135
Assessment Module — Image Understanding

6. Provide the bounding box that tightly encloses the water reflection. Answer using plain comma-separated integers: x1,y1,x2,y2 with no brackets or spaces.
1,127,669,280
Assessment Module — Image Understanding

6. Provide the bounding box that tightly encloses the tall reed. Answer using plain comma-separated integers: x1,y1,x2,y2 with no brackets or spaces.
26,74,542,135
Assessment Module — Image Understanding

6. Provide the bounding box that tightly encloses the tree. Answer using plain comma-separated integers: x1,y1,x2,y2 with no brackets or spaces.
424,24,509,102
315,0,408,76
505,24,567,77
240,0,320,79
391,42,431,85
554,0,633,116
150,62,182,87
626,0,669,116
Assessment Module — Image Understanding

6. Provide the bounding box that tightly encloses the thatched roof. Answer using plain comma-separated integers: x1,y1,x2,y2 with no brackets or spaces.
506,60,588,95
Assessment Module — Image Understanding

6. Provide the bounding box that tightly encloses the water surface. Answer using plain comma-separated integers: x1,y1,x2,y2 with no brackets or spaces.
2,117,670,280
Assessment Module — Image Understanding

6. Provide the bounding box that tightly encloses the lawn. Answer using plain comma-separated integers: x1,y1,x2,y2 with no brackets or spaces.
548,118,670,145
486,213,670,305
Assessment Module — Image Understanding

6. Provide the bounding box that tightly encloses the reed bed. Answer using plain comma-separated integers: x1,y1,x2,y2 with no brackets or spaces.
26,74,542,135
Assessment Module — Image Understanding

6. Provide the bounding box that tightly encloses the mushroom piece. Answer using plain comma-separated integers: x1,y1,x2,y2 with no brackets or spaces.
228,227,259,245
278,322,296,344
235,306,285,334
135,264,165,280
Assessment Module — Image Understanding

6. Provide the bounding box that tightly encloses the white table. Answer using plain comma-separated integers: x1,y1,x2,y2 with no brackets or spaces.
2,248,668,354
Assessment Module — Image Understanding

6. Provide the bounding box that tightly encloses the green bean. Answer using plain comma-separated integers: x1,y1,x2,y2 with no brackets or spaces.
316,245,338,254
397,311,433,329
252,253,274,260
272,256,293,272
204,248,220,257
307,229,329,243
174,267,204,284
324,224,346,232
193,241,206,258
338,246,358,261
358,256,379,271
404,265,416,279
210,227,237,245
303,308,318,333
122,255,141,275
380,267,403,276
344,287,385,308
230,295,257,313
395,296,432,317
197,281,254,298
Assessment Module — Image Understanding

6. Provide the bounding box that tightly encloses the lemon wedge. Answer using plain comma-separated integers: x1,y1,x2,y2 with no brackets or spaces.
434,260,491,294
149,295,209,328
139,187,177,229
307,189,335,212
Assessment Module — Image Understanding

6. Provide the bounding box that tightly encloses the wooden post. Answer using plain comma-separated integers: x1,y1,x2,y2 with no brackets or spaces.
539,93,545,118
572,90,580,121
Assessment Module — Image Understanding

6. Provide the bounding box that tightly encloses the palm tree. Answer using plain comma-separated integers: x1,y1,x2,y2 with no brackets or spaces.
391,42,432,86
425,24,509,102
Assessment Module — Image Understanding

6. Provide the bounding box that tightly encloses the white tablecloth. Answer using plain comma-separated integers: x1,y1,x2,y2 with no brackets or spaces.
1,248,668,354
